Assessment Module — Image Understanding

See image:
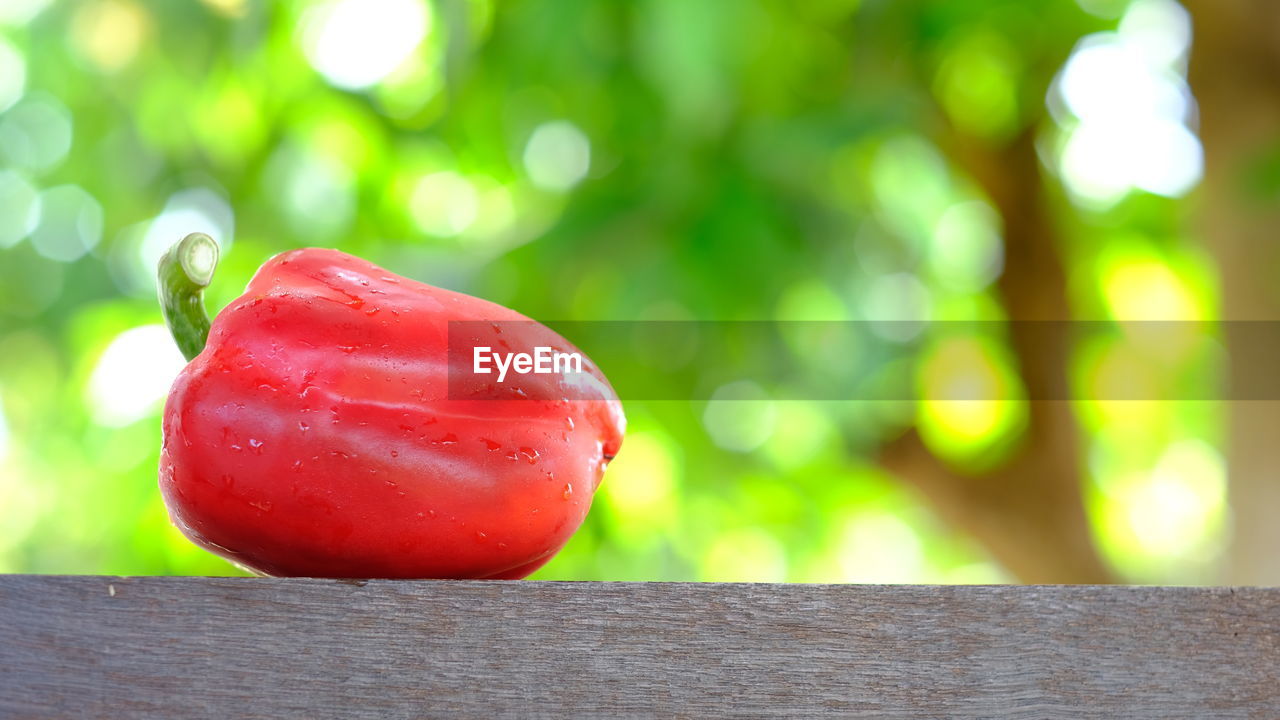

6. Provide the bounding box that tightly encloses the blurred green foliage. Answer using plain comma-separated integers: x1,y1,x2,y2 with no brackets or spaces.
0,0,1224,582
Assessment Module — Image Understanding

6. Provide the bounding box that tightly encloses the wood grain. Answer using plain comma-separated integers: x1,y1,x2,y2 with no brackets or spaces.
1,577,1277,718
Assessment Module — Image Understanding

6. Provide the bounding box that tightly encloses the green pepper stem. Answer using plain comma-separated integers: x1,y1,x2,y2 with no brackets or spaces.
158,232,220,361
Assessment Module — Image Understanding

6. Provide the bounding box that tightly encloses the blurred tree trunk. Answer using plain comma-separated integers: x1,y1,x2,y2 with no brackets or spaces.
1185,0,1280,585
868,2,1115,583
883,126,1114,584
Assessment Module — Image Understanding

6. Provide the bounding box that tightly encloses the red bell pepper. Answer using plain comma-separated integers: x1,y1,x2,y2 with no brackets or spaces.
156,233,625,579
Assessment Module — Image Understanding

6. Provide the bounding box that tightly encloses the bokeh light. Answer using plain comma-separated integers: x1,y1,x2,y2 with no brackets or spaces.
0,38,25,114
833,510,925,583
917,334,1026,465
0,0,52,26
0,171,39,248
0,390,10,462
0,95,73,173
264,142,356,240
410,171,479,237
523,121,591,192
69,0,150,74
299,0,431,91
1053,0,1200,208
85,325,187,428
928,201,1004,293
702,381,777,453
29,186,102,263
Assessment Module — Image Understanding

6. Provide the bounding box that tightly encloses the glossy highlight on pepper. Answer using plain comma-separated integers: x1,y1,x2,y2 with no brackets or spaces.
157,235,625,579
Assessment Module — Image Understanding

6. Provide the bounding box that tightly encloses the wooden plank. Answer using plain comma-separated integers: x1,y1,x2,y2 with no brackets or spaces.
0,577,1277,718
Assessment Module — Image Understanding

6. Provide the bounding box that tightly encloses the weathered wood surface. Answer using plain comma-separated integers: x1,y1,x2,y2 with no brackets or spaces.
0,578,1277,719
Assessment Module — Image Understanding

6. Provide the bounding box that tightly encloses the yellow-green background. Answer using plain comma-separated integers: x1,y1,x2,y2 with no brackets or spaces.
0,0,1253,583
